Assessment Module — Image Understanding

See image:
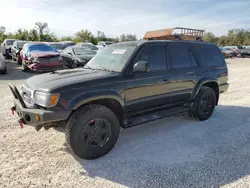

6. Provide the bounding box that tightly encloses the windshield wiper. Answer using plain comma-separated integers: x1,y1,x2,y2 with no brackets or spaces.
98,65,115,72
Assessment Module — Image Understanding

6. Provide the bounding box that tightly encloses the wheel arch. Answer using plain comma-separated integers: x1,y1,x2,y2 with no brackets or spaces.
192,79,220,105
66,91,125,127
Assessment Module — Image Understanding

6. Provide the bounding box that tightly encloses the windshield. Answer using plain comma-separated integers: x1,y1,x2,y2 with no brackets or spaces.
28,44,57,52
86,45,136,72
6,40,15,45
17,41,28,48
73,47,96,55
50,43,65,50
82,44,98,51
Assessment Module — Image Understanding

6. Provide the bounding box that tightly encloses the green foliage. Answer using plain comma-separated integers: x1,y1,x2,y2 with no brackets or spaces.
0,22,138,45
203,29,250,46
119,33,137,41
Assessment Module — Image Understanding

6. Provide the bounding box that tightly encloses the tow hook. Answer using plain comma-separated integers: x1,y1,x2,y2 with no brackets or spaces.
10,106,16,115
18,119,24,129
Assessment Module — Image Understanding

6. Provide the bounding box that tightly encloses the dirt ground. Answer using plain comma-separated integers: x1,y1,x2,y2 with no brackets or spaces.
1,58,250,188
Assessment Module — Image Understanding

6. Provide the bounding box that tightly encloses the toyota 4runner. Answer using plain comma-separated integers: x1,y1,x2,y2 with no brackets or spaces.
9,40,229,160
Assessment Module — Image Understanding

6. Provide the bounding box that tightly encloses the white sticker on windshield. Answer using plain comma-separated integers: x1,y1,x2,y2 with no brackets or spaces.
112,49,126,54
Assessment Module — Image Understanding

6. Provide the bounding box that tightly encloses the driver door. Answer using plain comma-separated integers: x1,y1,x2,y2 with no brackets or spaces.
125,44,173,116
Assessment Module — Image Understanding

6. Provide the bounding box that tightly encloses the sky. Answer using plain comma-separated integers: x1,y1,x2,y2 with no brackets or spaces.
0,0,249,39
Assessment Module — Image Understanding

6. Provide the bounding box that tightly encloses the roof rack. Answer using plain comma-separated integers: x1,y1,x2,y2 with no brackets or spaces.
143,27,205,41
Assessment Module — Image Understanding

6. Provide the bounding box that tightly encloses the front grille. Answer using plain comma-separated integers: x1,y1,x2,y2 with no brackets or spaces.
21,85,33,107
35,56,60,63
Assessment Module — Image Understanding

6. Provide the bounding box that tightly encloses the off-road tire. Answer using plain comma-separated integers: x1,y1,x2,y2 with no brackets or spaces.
65,104,120,160
189,86,216,121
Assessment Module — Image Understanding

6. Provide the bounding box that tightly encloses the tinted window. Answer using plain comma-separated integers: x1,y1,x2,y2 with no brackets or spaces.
168,43,192,68
5,40,15,45
137,45,167,71
189,49,198,66
194,44,225,66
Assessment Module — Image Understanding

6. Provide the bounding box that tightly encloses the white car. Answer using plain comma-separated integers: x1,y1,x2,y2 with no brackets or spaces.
0,53,6,74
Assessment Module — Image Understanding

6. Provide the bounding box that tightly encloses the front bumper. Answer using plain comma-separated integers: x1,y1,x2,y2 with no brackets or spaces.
26,61,63,72
9,83,71,128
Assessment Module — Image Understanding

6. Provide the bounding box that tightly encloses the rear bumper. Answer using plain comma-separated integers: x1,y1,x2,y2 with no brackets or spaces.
220,83,229,93
9,83,71,127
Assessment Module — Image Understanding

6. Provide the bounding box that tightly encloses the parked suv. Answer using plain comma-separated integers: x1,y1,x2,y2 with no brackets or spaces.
9,40,229,160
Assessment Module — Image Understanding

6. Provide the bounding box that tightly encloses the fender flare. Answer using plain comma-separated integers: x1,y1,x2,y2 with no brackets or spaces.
191,77,219,99
67,89,125,110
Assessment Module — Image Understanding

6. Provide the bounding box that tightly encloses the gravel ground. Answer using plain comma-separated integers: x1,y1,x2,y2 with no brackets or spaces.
1,58,250,188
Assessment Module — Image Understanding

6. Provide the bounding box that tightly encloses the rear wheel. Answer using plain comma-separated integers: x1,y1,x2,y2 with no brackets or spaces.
189,86,216,121
65,104,120,160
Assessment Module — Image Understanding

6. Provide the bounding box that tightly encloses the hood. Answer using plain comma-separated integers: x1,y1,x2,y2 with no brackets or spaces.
29,51,60,58
25,68,118,92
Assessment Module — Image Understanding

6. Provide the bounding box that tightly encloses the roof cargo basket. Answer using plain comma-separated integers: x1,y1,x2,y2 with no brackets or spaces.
143,27,205,41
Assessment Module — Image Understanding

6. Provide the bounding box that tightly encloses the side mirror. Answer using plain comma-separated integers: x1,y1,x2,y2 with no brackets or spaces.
68,52,72,55
133,61,149,72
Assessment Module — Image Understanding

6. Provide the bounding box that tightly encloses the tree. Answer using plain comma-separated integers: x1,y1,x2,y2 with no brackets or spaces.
28,29,39,41
35,22,49,41
97,31,106,41
75,29,94,43
119,33,137,41
203,32,216,43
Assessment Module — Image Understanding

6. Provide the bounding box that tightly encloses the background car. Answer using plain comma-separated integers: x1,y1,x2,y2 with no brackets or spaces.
1,39,16,59
0,53,6,74
75,42,99,52
61,46,96,68
11,40,29,64
95,45,104,50
97,41,114,47
59,41,76,48
22,42,63,72
48,42,65,53
219,47,235,58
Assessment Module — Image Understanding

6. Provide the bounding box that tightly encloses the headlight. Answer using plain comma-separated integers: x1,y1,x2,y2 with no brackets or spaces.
34,91,60,107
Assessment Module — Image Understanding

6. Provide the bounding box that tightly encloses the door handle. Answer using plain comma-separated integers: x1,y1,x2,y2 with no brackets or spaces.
162,78,169,82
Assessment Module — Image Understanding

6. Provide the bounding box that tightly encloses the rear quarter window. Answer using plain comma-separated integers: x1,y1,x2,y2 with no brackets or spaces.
193,43,225,67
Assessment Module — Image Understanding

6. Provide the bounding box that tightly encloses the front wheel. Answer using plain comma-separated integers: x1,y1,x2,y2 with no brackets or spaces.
22,62,29,72
65,104,120,160
189,86,216,121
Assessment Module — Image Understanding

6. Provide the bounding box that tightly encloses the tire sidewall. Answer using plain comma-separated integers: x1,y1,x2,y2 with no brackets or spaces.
194,87,216,121
67,105,120,159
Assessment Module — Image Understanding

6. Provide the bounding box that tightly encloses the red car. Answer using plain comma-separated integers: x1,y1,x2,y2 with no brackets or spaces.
22,43,63,72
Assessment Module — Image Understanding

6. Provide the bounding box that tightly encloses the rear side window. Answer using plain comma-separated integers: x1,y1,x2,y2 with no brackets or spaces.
168,43,196,68
194,44,225,66
136,45,167,71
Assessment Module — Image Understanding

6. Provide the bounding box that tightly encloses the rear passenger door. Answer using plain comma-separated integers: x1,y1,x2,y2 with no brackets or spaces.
166,43,202,104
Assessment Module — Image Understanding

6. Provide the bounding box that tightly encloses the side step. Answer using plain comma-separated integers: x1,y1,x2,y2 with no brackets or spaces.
123,106,188,128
